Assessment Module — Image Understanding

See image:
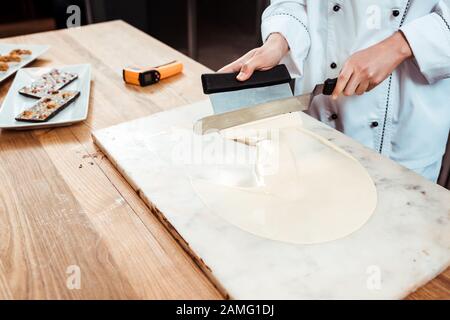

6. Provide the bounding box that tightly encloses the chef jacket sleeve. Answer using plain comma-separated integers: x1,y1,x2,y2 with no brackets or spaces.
400,0,450,84
261,0,311,77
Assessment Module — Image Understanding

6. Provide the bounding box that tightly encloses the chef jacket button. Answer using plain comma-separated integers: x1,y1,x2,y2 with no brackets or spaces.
371,121,379,128
331,113,338,120
333,4,341,12
392,9,400,17
330,62,337,69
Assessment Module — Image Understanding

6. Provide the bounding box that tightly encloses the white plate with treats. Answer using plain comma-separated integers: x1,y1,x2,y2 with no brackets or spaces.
0,64,91,130
0,43,50,83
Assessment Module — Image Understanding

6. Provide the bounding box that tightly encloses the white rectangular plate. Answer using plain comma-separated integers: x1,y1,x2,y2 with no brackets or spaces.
0,64,91,130
0,43,49,83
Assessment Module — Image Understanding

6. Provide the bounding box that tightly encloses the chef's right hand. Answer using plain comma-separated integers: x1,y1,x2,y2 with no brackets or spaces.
218,33,289,81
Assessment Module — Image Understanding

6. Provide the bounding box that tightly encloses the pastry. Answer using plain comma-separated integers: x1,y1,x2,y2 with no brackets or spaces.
0,62,8,72
10,49,32,56
0,54,21,63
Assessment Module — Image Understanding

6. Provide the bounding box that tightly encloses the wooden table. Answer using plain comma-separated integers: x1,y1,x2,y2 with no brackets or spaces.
0,21,448,300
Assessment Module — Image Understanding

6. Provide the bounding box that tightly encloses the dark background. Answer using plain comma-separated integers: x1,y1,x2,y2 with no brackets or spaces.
0,0,270,70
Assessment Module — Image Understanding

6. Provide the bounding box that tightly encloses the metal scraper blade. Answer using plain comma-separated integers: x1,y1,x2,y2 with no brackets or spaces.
209,83,293,115
194,93,312,135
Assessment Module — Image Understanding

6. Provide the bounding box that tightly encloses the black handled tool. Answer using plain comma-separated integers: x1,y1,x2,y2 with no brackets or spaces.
196,65,337,134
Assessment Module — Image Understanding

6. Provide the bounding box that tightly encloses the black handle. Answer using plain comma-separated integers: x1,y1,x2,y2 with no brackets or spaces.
201,64,292,95
323,78,338,95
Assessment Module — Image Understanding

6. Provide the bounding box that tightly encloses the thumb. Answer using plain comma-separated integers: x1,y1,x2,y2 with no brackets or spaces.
237,55,263,81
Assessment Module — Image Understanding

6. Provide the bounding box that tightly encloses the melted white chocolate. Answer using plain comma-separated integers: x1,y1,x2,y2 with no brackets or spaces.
190,113,377,245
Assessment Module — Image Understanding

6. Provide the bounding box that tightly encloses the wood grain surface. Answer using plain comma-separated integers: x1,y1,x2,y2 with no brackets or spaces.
0,21,448,300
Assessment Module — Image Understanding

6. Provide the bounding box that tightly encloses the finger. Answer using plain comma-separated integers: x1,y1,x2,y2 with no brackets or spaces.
218,50,256,73
237,54,264,81
356,80,370,95
218,61,243,73
332,66,353,100
367,82,378,92
343,73,362,97
367,76,388,92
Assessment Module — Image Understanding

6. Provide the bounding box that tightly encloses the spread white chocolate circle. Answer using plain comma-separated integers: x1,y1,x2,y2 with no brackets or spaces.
190,113,377,245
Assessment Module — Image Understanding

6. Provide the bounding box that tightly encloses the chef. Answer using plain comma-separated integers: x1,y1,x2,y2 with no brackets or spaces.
220,0,450,182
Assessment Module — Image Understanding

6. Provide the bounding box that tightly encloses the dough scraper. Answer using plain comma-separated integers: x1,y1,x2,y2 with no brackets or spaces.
195,64,337,134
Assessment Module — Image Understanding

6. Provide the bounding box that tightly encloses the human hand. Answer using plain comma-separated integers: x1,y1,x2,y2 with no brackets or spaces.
218,33,289,81
332,31,413,99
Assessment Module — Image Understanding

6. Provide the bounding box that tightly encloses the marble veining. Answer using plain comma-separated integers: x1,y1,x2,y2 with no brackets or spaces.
93,100,450,299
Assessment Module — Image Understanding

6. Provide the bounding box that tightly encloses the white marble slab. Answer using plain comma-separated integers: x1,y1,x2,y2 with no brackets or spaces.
93,100,450,299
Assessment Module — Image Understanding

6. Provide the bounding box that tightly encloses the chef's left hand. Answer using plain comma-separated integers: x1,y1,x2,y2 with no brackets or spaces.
332,31,413,99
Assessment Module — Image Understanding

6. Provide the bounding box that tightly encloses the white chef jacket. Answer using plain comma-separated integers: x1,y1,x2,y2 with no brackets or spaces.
261,0,450,182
